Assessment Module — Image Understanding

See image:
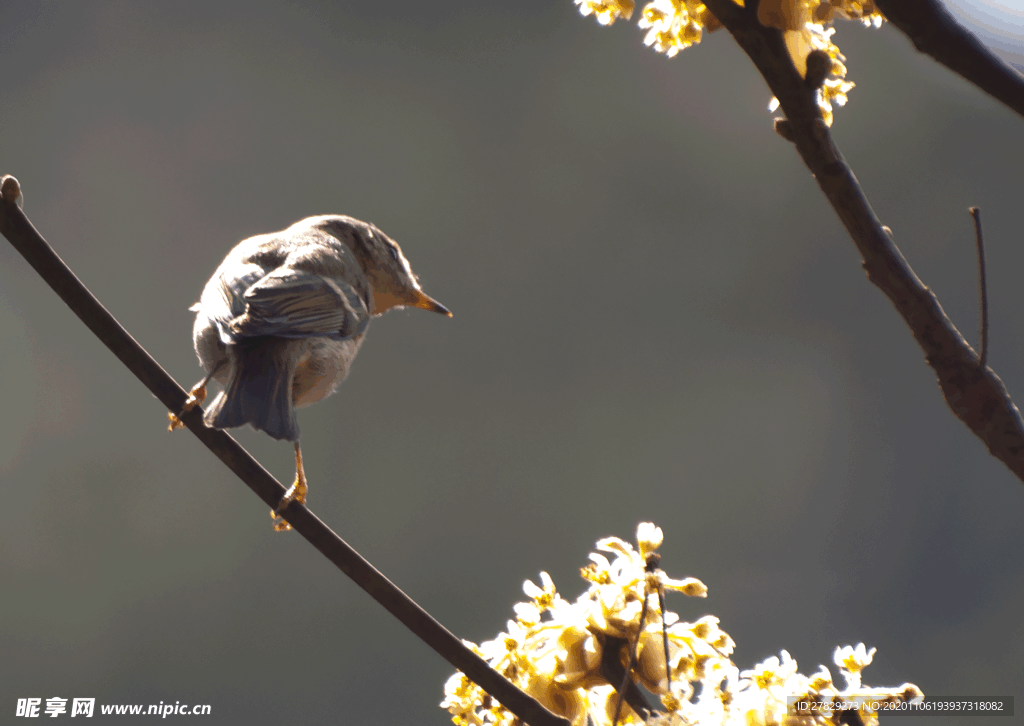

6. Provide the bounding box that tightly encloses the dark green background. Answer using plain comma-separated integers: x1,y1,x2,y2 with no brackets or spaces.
2,2,1022,724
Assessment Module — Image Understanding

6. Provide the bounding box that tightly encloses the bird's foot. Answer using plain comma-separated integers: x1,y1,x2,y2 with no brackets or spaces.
167,381,208,431
271,442,308,532
271,478,307,532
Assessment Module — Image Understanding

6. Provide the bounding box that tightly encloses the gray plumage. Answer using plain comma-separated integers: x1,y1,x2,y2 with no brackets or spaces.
190,215,449,441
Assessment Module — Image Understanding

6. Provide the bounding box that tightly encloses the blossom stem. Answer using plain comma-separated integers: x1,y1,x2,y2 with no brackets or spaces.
613,591,650,726
657,587,672,696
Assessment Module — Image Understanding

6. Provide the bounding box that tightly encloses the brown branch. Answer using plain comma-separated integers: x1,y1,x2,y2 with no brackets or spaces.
600,637,654,721
700,2,1024,483
970,207,988,370
612,593,649,726
874,0,1024,121
0,176,569,726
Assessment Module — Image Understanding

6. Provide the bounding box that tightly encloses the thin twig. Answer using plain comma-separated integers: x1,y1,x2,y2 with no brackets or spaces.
875,0,1024,121
657,588,672,696
0,181,569,726
612,592,650,726
599,637,655,720
970,207,988,369
700,0,1024,484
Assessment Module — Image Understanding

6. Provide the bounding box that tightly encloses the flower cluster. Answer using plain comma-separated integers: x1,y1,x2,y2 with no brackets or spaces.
575,0,637,26
573,0,885,125
442,523,921,726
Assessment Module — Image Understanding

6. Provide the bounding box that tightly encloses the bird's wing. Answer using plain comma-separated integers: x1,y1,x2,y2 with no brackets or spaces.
227,267,370,341
201,261,269,342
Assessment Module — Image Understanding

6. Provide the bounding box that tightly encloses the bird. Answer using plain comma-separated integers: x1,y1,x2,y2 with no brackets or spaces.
168,215,451,531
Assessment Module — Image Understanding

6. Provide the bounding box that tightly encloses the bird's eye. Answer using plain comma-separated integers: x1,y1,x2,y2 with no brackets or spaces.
388,245,400,262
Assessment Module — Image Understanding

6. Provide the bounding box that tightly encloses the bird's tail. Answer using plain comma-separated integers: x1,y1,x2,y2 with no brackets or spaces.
204,338,300,441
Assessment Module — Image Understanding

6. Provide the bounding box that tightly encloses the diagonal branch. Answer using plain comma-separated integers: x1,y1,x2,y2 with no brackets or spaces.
0,178,569,726
874,0,1024,121
700,1,1024,484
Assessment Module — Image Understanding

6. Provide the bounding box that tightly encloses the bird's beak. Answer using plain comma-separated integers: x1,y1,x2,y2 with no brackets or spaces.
409,289,452,317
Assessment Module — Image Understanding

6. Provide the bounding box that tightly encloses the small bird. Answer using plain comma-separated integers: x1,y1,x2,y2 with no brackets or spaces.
169,215,451,530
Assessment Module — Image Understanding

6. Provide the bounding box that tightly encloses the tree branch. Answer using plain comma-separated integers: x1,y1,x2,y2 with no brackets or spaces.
700,2,1024,483
601,637,655,721
874,0,1024,121
0,177,569,726
971,207,988,370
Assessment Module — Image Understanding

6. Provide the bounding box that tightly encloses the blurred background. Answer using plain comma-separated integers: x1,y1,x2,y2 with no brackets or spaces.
1,2,1022,724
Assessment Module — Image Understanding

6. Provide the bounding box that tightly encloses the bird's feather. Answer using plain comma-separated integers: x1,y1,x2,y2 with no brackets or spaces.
231,268,369,341
203,337,300,441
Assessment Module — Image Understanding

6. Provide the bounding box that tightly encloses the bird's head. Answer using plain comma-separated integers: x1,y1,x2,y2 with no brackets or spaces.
321,216,451,318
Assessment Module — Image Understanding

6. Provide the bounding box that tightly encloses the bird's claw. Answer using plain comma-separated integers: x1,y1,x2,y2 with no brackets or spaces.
271,474,308,532
167,382,208,431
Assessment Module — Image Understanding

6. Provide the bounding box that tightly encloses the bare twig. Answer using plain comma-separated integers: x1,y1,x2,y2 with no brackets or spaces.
970,207,988,369
700,2,1024,483
657,588,671,696
0,178,569,726
612,591,649,726
600,638,653,724
875,0,1024,121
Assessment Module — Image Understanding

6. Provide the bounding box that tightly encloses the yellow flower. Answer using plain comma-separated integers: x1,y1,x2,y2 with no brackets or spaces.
807,663,834,691
443,525,919,726
598,523,708,597
574,0,883,125
818,76,855,125
581,552,614,585
585,577,645,637
575,0,635,25
586,680,646,725
815,0,885,27
637,521,664,558
756,0,881,125
834,642,876,673
660,572,708,597
522,667,592,725
740,649,798,690
833,642,876,690
523,571,560,611
552,623,602,687
637,0,717,57
517,571,573,625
